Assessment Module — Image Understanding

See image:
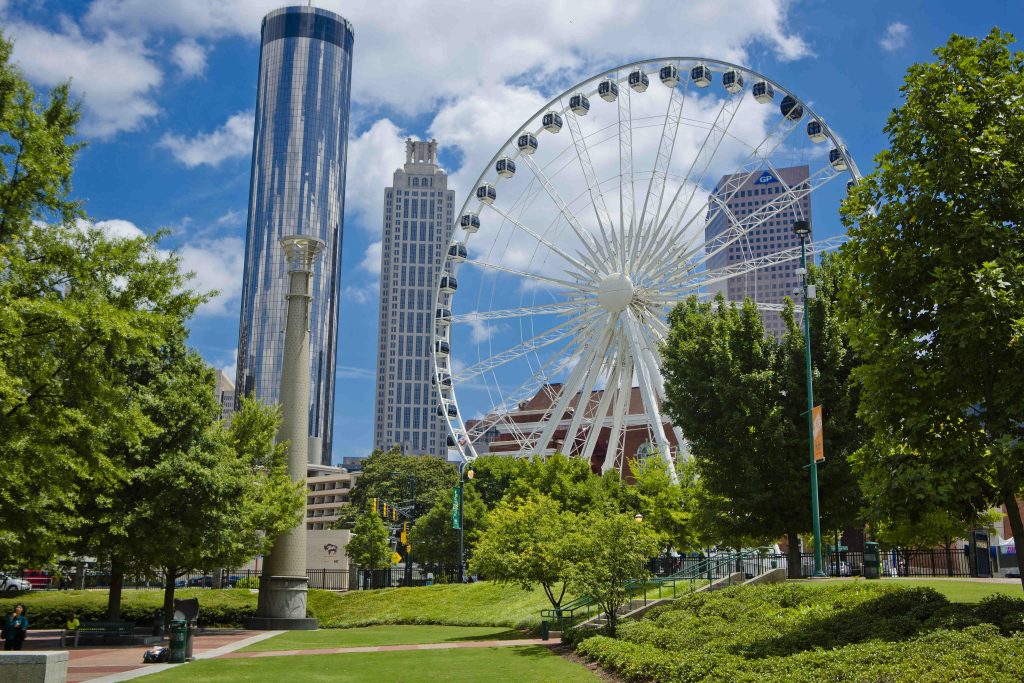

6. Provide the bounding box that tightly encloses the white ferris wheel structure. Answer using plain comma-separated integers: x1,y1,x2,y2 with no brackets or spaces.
432,57,862,483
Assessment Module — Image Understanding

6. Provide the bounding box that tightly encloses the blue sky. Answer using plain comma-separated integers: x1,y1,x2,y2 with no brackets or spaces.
2,0,1021,464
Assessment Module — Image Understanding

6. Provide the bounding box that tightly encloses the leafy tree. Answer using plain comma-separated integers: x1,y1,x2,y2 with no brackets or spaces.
470,496,581,609
1,223,203,565
0,33,82,245
661,288,862,577
571,511,660,636
347,513,393,570
464,455,530,508
504,453,604,513
410,484,487,568
349,448,456,521
839,29,1024,587
620,457,698,553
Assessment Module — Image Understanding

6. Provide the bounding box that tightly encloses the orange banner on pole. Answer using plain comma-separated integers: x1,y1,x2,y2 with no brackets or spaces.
812,405,825,462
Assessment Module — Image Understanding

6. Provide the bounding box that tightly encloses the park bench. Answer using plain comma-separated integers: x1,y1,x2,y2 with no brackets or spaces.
65,621,135,646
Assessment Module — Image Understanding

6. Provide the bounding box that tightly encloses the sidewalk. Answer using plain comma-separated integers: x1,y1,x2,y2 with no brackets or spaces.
22,628,280,682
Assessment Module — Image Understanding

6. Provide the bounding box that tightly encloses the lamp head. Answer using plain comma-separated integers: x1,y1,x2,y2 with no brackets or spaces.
792,220,811,237
634,513,644,523
466,469,474,480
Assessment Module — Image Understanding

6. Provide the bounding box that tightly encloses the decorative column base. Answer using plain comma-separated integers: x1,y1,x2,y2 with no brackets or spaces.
245,576,318,630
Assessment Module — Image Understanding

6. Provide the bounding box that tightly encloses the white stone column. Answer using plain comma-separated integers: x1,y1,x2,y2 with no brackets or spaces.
249,234,323,630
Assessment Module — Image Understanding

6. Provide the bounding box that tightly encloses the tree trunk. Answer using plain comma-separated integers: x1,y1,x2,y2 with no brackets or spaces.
213,568,224,590
162,567,178,629
786,532,802,579
106,556,124,621
1000,491,1024,591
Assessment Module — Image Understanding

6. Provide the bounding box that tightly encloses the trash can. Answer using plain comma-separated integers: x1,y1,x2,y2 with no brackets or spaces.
864,542,881,580
169,620,188,663
541,620,549,641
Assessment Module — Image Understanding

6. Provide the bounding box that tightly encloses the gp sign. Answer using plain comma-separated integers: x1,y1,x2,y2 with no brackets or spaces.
755,171,777,184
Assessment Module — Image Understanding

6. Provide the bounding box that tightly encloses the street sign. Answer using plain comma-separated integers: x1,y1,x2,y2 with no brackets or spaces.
451,486,461,530
812,405,825,462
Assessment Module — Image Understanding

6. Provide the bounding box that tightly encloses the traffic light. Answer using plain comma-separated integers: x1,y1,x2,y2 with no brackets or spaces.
383,502,388,518
400,522,408,544
392,506,398,521
372,498,378,514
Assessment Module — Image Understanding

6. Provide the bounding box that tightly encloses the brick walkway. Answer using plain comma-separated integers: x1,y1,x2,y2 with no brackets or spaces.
22,628,280,682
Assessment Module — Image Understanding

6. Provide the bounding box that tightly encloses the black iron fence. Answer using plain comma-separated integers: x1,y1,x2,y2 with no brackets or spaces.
12,547,1009,593
647,547,989,579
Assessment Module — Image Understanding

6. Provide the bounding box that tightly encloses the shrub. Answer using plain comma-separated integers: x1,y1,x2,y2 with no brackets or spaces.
573,583,1024,683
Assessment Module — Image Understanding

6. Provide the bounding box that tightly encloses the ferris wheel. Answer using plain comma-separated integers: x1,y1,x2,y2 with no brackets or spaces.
433,57,861,482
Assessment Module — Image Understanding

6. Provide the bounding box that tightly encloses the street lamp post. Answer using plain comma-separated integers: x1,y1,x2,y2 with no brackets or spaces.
792,219,826,578
458,461,474,583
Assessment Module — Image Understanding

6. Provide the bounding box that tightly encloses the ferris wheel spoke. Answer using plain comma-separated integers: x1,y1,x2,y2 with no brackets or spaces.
673,163,842,276
464,327,593,444
618,73,636,272
561,320,619,456
452,301,591,324
644,113,805,278
563,96,617,253
637,78,688,237
636,91,747,276
527,315,612,456
486,203,598,276
464,258,599,293
517,153,610,272
454,309,601,383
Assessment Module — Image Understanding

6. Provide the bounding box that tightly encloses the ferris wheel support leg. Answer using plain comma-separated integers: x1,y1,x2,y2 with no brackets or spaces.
530,330,603,459
624,315,676,484
603,357,634,476
581,357,622,469
561,317,617,458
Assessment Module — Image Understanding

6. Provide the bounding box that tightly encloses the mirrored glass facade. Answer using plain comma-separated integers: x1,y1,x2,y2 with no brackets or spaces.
236,6,354,465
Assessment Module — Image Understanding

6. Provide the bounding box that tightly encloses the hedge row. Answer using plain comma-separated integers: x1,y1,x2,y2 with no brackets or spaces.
0,589,258,628
573,583,1024,682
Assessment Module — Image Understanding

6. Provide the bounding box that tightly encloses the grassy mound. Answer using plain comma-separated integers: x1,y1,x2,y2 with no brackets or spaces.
0,581,554,630
574,583,1024,682
307,581,554,629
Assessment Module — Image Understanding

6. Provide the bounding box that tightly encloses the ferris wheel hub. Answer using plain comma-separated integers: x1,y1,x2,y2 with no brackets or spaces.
597,272,634,313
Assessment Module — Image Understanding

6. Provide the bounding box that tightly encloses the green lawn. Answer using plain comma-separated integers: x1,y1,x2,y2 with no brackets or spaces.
138,646,598,682
307,582,558,629
239,625,525,651
794,578,1024,603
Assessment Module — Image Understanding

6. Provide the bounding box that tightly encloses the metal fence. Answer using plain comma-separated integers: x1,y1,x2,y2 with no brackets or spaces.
648,547,982,579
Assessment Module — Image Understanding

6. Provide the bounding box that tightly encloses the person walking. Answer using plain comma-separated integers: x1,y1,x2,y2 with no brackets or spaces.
3,603,29,650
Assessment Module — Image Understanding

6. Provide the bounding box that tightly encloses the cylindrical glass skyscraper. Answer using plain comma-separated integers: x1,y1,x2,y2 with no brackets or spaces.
236,6,354,465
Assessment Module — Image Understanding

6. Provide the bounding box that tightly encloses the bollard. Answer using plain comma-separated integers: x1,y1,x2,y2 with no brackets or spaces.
541,620,549,641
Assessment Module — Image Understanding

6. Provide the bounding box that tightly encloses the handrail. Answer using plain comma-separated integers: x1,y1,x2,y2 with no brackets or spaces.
540,550,766,631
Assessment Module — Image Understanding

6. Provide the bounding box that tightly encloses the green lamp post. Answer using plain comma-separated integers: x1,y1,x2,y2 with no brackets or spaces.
793,219,825,578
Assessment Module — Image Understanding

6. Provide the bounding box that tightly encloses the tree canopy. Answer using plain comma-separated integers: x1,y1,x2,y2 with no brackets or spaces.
839,28,1024,587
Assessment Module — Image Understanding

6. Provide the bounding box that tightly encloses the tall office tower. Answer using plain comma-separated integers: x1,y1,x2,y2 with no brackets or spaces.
214,370,236,426
704,166,811,338
235,6,354,466
373,140,456,456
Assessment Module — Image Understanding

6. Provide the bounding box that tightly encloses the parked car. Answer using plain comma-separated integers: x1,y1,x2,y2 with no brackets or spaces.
0,572,31,592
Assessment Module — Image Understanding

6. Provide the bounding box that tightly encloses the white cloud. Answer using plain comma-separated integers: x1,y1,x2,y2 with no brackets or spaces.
7,20,162,137
216,208,244,226
159,111,253,167
336,365,374,379
83,0,810,115
217,348,237,381
342,284,378,305
879,22,909,52
171,38,207,77
92,218,146,240
359,241,382,275
468,318,496,344
345,119,407,228
176,236,245,316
